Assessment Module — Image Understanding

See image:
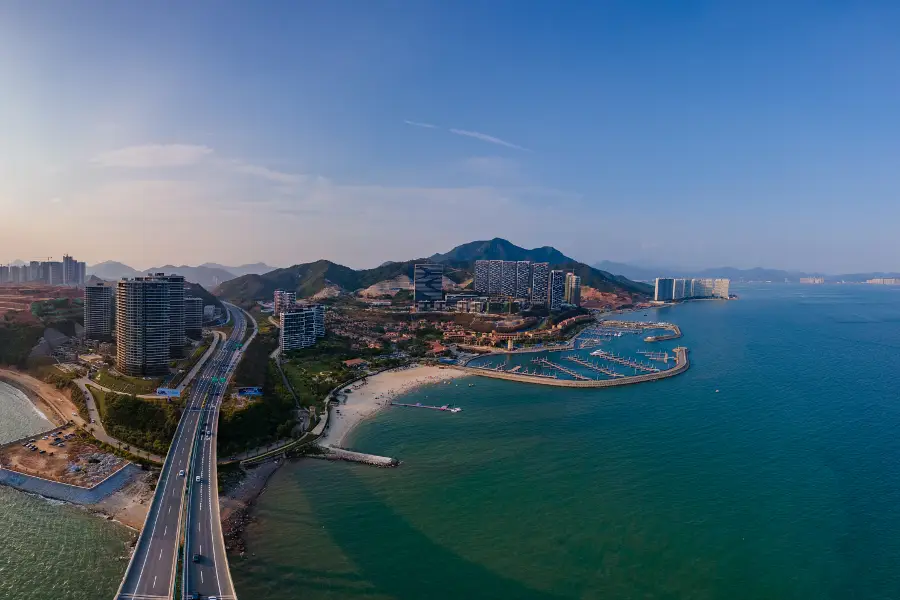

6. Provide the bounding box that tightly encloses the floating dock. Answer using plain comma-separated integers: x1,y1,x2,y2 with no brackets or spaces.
531,357,592,381
591,349,660,373
563,354,624,378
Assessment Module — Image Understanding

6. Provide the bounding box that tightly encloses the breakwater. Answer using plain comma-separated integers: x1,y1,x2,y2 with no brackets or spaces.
316,446,398,467
461,347,690,388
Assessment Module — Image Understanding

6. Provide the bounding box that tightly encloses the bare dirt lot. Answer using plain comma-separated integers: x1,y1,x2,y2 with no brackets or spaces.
0,426,127,487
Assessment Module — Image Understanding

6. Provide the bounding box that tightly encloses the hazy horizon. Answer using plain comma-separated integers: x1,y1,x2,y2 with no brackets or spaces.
3,3,900,272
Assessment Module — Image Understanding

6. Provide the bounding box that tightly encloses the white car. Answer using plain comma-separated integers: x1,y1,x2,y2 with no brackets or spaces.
195,476,201,483
178,470,185,477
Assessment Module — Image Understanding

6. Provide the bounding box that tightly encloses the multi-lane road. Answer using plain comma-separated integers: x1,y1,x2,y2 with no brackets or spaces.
183,303,256,599
116,305,247,600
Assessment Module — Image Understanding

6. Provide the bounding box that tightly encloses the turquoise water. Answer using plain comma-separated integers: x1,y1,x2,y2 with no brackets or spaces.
232,284,900,599
0,383,133,600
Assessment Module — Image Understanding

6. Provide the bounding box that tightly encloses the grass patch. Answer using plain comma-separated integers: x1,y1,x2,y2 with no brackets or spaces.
88,385,180,455
94,369,162,395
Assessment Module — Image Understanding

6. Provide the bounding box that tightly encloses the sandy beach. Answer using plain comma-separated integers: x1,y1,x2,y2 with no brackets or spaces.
0,369,73,428
319,364,468,448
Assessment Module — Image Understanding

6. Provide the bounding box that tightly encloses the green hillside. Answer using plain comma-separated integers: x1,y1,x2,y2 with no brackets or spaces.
215,239,651,303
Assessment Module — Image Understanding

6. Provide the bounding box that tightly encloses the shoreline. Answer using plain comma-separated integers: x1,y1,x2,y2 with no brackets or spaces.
0,372,68,429
318,364,469,449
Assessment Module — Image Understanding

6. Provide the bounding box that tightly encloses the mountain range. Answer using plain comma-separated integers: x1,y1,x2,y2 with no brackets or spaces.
86,261,277,288
215,238,654,304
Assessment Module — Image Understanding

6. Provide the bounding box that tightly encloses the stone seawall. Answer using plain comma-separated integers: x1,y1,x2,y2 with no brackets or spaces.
461,347,690,388
0,463,140,504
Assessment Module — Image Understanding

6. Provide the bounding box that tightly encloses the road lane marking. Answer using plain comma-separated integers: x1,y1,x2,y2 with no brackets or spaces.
201,571,204,584
159,548,162,560
164,525,167,536
153,575,157,588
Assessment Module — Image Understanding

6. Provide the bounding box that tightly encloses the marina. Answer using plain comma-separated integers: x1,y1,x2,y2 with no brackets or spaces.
563,355,625,378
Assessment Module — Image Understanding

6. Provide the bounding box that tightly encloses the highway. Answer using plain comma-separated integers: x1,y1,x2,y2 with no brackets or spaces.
115,305,247,600
183,302,254,599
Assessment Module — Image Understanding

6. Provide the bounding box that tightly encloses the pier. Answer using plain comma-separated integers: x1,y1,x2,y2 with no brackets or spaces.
459,347,691,389
317,446,399,467
531,357,592,381
591,349,660,373
563,355,624,378
391,402,462,413
637,350,671,363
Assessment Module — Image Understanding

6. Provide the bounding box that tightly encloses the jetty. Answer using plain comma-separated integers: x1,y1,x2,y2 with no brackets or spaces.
590,349,660,373
317,446,398,467
458,347,690,389
391,402,462,413
563,354,624,378
637,350,671,363
531,357,592,381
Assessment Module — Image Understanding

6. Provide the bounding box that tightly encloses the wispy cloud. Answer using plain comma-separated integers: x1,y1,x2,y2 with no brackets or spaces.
233,163,306,185
449,129,528,151
404,120,438,129
92,144,213,168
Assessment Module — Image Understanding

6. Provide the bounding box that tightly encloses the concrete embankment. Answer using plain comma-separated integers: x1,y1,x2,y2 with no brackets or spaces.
315,446,398,467
0,463,140,504
462,347,690,388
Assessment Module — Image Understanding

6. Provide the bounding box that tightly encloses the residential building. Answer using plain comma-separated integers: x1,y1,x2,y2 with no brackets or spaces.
564,273,582,306
75,261,86,286
63,254,77,284
280,308,317,353
115,277,170,376
673,278,688,300
46,261,63,285
9,265,22,283
273,290,297,316
28,261,41,282
414,263,444,302
712,278,730,298
549,270,567,310
84,283,114,340
800,277,825,284
500,260,517,297
488,260,503,295
147,273,186,357
474,260,490,294
0,265,7,284
654,278,676,302
515,261,531,299
311,304,325,337
690,278,715,298
531,262,550,305
184,296,204,338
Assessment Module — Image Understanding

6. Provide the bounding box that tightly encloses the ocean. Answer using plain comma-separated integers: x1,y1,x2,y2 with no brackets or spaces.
0,381,133,600
230,284,900,600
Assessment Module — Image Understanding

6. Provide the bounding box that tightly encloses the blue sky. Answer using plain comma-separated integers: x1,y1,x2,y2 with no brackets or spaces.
2,1,899,272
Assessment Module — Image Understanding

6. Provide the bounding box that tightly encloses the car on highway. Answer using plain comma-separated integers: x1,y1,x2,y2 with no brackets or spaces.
192,553,201,562
195,475,201,482
178,470,185,477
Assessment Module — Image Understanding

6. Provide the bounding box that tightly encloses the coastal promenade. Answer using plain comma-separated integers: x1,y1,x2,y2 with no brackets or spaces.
461,347,690,388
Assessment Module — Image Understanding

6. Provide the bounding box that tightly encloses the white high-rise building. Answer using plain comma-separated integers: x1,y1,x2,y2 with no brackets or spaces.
274,290,297,316
564,273,581,306
487,260,503,295
531,263,550,305
515,261,531,299
474,260,490,294
654,278,676,302
500,261,517,297
549,270,567,310
280,308,318,353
